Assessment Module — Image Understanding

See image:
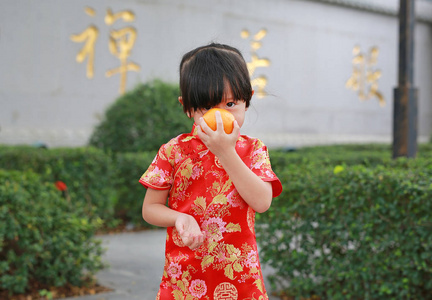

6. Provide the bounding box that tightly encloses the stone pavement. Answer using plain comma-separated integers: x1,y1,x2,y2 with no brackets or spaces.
58,229,280,300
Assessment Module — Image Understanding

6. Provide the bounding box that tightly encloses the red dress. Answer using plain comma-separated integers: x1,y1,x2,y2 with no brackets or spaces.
139,125,282,300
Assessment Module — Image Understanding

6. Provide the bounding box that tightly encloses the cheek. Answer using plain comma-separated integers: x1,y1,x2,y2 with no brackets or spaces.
235,115,245,127
191,110,205,123
193,116,202,124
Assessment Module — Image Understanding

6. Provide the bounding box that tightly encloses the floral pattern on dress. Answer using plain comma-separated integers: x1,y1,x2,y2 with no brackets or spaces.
139,124,282,300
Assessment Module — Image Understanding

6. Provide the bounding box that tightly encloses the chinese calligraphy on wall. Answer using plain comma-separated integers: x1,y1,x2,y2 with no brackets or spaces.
70,7,140,94
241,29,270,98
346,45,385,107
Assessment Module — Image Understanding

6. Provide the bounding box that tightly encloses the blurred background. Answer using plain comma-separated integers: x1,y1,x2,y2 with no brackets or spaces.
1,2,432,299
1,0,432,149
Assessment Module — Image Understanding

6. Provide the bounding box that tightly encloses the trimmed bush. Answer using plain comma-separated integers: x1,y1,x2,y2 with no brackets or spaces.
258,158,432,299
113,151,156,227
0,145,160,228
269,143,432,173
0,147,117,226
0,169,104,295
89,79,193,153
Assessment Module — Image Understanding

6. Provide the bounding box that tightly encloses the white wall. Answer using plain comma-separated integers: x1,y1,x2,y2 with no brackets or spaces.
0,0,431,148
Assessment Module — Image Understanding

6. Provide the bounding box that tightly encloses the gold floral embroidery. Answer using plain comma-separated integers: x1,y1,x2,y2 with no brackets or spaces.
192,196,207,216
164,253,212,300
181,135,195,142
172,228,186,247
197,242,244,280
214,156,223,169
247,206,255,234
171,159,203,206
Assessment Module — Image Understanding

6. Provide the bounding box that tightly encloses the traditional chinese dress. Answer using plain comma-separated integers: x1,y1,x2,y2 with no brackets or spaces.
139,124,282,300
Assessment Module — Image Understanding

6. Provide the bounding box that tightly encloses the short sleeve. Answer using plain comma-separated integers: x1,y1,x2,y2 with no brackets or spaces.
139,143,174,190
249,139,283,198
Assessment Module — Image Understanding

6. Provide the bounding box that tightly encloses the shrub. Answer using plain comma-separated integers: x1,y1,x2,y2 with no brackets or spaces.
113,151,156,227
0,170,104,295
0,147,117,226
269,143,432,173
258,158,432,299
0,145,160,228
89,79,193,153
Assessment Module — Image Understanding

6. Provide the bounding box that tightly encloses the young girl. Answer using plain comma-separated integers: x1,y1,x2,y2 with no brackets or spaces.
140,43,282,300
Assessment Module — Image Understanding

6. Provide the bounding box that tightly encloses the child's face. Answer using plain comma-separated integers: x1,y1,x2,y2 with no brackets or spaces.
189,85,248,128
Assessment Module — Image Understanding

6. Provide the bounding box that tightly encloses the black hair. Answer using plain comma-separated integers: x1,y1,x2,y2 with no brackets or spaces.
179,43,253,115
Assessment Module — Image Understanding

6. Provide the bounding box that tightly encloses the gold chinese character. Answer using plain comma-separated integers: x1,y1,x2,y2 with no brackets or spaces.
346,45,385,107
70,7,99,79
241,29,270,98
105,8,135,25
105,8,140,94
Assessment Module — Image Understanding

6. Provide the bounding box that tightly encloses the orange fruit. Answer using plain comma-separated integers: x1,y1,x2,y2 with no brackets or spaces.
202,108,235,134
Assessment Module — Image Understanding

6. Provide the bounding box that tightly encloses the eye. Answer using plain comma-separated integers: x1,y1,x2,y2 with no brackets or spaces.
226,102,236,108
200,105,212,112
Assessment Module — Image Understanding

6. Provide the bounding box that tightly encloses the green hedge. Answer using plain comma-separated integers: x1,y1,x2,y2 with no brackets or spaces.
114,151,156,227
0,146,158,228
270,143,432,173
1,143,431,298
0,146,117,226
257,158,432,299
0,169,104,295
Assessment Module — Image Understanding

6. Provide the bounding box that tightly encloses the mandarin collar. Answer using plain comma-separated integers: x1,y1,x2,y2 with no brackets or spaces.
191,123,200,136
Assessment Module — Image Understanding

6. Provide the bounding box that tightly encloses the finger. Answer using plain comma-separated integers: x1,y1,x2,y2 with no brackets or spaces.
185,235,197,250
214,111,224,133
196,128,209,146
180,231,190,240
191,235,203,250
181,235,189,246
231,120,240,138
192,235,199,246
197,233,205,244
188,232,205,250
194,231,204,243
196,122,208,140
182,233,192,247
199,117,212,135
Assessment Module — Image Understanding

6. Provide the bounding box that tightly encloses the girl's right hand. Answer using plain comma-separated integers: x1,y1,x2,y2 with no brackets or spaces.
175,213,205,250
197,111,240,159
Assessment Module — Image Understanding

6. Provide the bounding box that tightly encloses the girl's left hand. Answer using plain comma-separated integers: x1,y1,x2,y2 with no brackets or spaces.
175,213,205,250
197,110,240,159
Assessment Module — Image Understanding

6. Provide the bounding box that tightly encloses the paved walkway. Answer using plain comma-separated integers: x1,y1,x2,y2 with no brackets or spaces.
59,229,280,300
